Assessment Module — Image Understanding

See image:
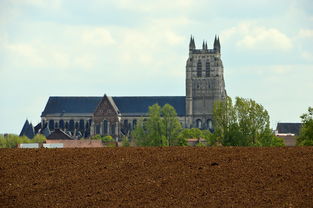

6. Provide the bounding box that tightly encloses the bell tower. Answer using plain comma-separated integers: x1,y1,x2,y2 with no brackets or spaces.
186,35,227,129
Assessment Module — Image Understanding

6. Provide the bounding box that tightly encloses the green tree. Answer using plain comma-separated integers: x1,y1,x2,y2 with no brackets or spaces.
132,104,183,146
213,96,282,146
297,107,313,146
32,134,46,143
0,134,30,148
161,104,182,146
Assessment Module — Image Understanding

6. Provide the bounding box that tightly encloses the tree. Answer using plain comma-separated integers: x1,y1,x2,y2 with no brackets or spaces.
213,96,283,146
132,104,183,146
177,128,213,146
32,134,46,143
297,107,313,146
161,104,182,146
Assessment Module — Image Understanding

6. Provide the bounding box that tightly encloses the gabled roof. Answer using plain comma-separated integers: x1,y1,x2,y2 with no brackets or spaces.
276,123,302,135
19,119,35,139
41,96,186,117
113,96,186,116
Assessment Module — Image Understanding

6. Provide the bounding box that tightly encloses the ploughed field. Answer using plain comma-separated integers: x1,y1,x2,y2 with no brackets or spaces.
1,147,313,208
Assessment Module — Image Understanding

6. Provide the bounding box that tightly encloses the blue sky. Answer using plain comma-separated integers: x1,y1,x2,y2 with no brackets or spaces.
1,0,312,134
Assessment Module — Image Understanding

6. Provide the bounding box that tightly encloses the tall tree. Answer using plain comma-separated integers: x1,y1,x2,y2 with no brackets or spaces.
297,107,313,146
213,96,284,146
132,104,182,146
161,104,182,146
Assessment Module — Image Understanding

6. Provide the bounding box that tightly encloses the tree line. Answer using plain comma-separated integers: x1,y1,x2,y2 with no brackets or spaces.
131,97,285,147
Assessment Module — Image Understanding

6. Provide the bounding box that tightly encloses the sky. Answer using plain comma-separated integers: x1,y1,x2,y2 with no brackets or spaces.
0,0,312,134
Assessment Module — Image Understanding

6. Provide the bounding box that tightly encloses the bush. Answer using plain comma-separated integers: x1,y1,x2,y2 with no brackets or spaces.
121,137,130,147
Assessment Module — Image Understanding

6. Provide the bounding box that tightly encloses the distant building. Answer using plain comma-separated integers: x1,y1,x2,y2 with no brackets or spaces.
21,36,227,140
275,122,302,146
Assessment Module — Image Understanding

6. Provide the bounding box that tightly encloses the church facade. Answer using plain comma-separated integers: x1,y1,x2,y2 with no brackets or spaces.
23,36,227,139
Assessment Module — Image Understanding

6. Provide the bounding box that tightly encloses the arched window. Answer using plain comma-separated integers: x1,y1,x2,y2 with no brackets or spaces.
49,120,54,130
206,62,210,77
96,124,100,134
196,119,202,129
79,120,85,131
59,120,64,129
197,60,202,77
133,120,137,129
69,120,74,131
103,120,108,134
207,119,213,130
111,123,116,136
123,120,128,128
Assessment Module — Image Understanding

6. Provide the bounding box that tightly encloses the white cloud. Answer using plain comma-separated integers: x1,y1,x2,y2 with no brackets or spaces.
222,23,293,51
80,28,115,46
298,29,313,38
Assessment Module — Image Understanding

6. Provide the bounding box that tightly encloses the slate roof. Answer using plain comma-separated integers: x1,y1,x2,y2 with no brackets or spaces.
276,123,302,135
41,96,186,117
113,96,186,116
41,97,102,117
19,119,35,139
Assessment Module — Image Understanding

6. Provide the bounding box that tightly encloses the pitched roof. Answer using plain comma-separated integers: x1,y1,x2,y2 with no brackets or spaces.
47,129,73,140
276,123,302,135
41,96,186,117
113,96,186,116
41,97,102,117
19,119,35,139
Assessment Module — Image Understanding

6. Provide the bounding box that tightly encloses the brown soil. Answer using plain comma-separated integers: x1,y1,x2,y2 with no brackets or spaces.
0,147,313,208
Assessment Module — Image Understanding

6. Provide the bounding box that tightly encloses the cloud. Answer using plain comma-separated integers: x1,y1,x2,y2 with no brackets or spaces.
80,28,115,46
221,23,293,51
298,29,313,38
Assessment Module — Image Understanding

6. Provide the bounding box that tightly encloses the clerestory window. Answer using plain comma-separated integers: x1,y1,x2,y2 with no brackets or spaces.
197,60,202,77
206,62,210,77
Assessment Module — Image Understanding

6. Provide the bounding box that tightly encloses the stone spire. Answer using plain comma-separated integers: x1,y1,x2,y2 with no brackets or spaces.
189,35,196,50
213,35,220,53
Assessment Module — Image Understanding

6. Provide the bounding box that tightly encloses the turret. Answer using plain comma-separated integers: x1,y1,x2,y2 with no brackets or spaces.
202,41,207,50
213,35,221,53
189,35,196,50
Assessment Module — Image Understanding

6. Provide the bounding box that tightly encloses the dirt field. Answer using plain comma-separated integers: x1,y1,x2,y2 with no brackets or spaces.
1,147,313,208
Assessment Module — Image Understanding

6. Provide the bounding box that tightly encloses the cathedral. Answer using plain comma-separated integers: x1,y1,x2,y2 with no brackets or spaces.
20,36,227,139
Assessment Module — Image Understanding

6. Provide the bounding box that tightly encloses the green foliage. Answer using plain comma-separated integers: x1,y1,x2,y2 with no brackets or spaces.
121,136,130,147
213,96,282,146
89,134,115,147
195,142,205,147
132,104,183,146
90,134,114,142
101,135,114,143
0,134,46,148
90,134,102,140
177,128,214,146
297,107,313,146
32,134,46,143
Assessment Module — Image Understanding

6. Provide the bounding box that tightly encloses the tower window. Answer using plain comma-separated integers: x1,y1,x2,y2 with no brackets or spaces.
197,60,202,77
206,62,210,77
